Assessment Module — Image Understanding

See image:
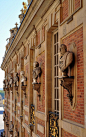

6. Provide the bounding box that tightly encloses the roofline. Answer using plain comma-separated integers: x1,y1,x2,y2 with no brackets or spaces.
2,0,33,63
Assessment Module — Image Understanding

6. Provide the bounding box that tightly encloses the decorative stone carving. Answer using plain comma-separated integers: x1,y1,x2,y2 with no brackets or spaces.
59,44,73,77
3,79,6,91
2,131,5,137
5,116,9,127
3,111,6,121
5,78,9,91
14,73,19,95
14,73,19,87
20,71,27,97
59,44,74,105
32,61,42,97
21,71,27,86
14,128,19,137
9,74,13,91
9,121,14,134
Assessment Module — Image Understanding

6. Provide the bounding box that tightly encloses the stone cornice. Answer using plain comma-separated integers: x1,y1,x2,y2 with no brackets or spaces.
1,0,59,70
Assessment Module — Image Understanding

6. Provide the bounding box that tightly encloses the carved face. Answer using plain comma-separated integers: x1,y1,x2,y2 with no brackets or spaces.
60,44,67,56
33,61,39,68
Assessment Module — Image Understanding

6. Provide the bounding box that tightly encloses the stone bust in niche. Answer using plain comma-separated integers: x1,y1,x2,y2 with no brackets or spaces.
32,61,42,84
32,61,42,98
59,44,73,77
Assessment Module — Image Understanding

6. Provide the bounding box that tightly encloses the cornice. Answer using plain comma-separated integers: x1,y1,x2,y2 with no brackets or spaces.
1,0,60,70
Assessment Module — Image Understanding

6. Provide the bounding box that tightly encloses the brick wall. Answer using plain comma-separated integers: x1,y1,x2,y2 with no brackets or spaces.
25,129,28,137
37,52,45,112
37,118,45,137
74,0,81,11
63,130,77,137
63,27,84,125
62,0,69,22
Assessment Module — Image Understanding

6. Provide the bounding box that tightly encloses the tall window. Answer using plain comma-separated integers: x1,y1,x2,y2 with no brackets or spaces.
53,31,59,115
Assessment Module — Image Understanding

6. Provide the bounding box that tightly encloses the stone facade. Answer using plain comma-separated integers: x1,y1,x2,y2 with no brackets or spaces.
1,0,86,137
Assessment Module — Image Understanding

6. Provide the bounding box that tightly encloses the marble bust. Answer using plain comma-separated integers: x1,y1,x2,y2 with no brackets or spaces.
59,44,73,77
32,61,42,83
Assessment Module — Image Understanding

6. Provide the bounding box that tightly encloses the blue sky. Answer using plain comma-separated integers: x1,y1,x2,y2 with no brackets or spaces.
0,0,27,88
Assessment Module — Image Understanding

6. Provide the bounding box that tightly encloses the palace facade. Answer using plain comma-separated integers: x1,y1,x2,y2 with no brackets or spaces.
1,0,86,137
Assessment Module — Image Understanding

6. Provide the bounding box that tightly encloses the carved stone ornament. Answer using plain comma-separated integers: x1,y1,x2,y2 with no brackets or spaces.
5,116,9,127
20,71,27,96
3,79,6,91
5,77,9,91
9,74,13,91
9,121,14,134
14,128,19,137
14,73,19,87
3,111,6,121
3,131,5,137
14,73,19,95
59,44,75,106
32,61,42,97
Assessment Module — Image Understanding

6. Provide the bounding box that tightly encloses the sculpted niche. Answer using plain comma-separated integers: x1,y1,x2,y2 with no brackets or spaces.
9,74,13,91
20,71,27,97
14,73,19,95
59,44,73,77
59,44,75,106
32,61,42,98
9,121,14,134
3,79,6,91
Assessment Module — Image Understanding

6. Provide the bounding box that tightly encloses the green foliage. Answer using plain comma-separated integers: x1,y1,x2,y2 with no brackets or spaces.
0,90,5,93
0,90,5,99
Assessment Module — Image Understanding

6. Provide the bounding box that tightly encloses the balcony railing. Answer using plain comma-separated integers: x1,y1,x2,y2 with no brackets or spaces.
49,111,59,137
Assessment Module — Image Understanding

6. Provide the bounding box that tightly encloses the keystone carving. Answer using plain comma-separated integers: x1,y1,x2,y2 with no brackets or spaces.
59,44,74,105
20,71,27,97
32,61,42,98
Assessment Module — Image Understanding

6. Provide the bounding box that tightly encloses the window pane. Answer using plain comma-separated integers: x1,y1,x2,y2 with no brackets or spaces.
54,45,56,55
57,55,58,65
54,34,56,44
55,89,57,99
57,77,58,87
57,44,58,53
54,56,56,65
57,89,59,99
57,66,58,76
54,67,56,76
54,78,56,87
57,100,59,111
55,100,56,110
